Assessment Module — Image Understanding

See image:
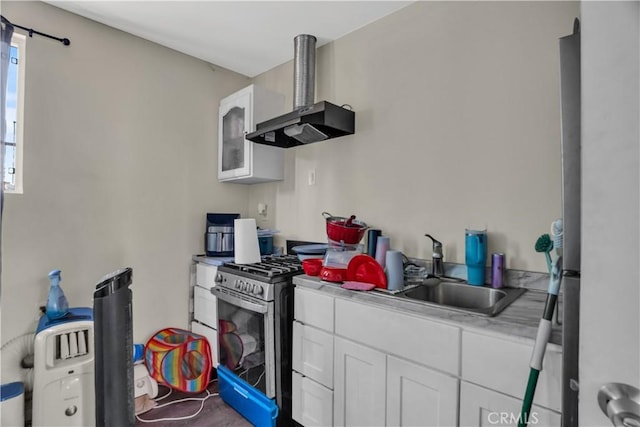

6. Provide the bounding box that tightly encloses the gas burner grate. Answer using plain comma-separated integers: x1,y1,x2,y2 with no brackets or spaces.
222,255,303,279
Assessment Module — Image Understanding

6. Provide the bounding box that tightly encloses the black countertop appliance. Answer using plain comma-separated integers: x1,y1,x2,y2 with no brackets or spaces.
205,213,240,257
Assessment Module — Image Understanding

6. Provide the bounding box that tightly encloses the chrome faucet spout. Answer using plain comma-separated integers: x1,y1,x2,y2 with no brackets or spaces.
424,234,444,277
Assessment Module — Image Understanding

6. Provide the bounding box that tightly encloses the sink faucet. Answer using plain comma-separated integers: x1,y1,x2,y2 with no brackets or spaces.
424,234,444,277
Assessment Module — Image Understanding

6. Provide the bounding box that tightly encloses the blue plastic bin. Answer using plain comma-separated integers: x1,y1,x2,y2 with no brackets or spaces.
1,382,24,427
217,365,278,427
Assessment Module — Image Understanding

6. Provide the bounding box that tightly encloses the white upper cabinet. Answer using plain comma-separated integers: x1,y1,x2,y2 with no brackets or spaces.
217,84,285,184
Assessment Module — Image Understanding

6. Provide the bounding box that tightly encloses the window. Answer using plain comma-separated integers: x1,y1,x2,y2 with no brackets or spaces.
3,32,25,194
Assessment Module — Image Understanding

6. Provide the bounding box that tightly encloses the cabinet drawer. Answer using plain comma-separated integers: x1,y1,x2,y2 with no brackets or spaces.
461,330,562,412
292,371,333,427
293,321,334,388
193,285,217,329
459,381,561,427
196,263,218,288
334,298,460,375
190,321,219,367
294,287,334,332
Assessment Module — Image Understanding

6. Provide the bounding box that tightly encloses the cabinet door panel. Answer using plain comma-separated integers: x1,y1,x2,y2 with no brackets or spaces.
218,90,252,179
335,298,460,375
294,287,334,332
459,382,561,427
190,321,219,367
292,372,333,427
195,263,218,289
334,337,386,427
461,330,562,412
292,321,334,388
193,285,217,329
387,356,458,427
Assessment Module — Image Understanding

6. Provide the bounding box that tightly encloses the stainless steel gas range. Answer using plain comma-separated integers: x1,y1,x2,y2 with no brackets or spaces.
213,255,303,424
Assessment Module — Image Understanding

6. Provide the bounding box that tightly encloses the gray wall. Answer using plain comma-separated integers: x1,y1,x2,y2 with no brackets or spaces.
1,1,250,342
251,1,580,273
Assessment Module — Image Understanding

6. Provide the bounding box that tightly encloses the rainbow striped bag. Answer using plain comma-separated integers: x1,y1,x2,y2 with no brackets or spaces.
144,328,212,393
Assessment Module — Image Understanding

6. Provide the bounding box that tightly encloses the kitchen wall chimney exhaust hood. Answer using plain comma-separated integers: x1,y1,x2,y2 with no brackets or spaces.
246,34,355,148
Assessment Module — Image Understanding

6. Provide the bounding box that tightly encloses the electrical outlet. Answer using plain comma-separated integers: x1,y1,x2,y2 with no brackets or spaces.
308,169,316,186
258,203,268,216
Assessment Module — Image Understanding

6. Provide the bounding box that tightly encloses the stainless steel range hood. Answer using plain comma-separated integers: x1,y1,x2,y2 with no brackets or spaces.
246,34,355,148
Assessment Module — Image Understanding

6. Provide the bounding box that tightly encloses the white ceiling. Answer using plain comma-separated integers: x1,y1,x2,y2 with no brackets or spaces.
44,1,413,77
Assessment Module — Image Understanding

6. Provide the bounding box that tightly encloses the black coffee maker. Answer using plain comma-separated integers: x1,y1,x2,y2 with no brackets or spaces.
205,213,240,257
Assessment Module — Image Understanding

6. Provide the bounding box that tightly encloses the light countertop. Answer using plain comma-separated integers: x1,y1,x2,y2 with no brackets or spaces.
293,275,563,347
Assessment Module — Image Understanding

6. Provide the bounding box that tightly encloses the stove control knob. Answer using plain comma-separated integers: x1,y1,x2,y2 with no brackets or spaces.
253,285,263,296
235,280,242,289
215,273,223,285
248,284,255,293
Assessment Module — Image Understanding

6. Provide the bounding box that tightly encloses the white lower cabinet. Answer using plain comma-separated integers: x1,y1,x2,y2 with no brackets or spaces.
386,355,459,427
459,382,561,427
292,371,334,426
333,337,387,427
292,288,335,426
191,263,220,367
291,285,563,427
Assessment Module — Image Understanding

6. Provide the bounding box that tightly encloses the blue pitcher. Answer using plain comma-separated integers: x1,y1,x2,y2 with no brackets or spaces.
465,229,487,286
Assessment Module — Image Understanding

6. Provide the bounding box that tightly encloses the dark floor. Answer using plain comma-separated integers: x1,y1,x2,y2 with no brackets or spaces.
135,381,252,427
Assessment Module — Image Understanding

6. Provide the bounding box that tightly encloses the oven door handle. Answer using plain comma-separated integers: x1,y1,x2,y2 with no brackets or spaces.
213,288,269,314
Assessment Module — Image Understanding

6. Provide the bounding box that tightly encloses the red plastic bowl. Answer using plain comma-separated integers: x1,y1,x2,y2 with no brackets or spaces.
302,258,323,276
319,266,348,283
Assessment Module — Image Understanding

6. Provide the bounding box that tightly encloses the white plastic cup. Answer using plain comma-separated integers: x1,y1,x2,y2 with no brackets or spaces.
375,236,390,267
385,250,404,291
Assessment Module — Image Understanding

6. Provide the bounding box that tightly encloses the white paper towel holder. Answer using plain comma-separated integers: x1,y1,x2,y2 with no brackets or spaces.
234,218,262,264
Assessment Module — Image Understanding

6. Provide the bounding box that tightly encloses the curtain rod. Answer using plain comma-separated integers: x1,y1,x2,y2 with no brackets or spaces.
1,15,70,46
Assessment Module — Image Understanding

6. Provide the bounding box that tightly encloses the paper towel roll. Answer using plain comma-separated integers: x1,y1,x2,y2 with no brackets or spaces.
234,218,261,264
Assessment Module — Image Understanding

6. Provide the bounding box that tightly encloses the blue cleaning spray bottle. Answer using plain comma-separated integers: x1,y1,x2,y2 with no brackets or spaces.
46,269,69,319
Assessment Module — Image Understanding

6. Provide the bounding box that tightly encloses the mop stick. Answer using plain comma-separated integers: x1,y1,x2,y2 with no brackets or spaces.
519,221,563,427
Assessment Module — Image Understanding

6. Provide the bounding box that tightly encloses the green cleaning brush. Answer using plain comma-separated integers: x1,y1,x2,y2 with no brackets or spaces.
534,234,554,273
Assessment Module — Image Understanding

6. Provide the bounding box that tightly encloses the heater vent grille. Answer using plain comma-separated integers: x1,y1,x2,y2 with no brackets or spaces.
55,328,90,360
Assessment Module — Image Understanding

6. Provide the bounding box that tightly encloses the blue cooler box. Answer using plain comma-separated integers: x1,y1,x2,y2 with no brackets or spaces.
217,365,278,427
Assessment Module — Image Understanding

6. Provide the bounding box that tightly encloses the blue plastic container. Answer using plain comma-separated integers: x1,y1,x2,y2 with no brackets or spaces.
465,229,487,286
217,365,278,427
1,382,24,427
258,236,274,255
0,382,23,402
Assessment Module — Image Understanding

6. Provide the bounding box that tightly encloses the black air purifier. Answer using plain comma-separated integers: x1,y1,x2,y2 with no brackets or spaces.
93,268,134,427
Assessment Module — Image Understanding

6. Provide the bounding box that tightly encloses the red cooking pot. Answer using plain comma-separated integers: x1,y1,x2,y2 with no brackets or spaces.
322,212,368,244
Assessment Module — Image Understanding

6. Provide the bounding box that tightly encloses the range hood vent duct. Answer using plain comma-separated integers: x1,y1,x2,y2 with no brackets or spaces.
293,34,315,111
246,34,355,148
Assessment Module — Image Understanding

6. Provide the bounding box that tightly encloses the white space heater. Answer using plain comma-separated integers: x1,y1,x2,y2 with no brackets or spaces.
32,307,95,427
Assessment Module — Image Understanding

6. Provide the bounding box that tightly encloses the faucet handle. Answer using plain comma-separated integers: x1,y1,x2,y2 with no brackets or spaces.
424,234,443,255
425,234,445,277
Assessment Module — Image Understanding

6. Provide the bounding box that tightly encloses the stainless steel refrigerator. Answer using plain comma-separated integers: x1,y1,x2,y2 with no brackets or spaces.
559,18,581,427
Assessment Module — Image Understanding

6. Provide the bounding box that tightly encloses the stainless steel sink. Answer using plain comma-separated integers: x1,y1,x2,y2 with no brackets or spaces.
396,280,526,316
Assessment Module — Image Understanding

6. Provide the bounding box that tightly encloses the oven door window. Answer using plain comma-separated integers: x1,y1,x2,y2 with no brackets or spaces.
216,290,275,397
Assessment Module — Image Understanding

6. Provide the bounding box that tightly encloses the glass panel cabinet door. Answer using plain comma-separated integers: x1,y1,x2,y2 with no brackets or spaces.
218,90,252,180
217,84,285,184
